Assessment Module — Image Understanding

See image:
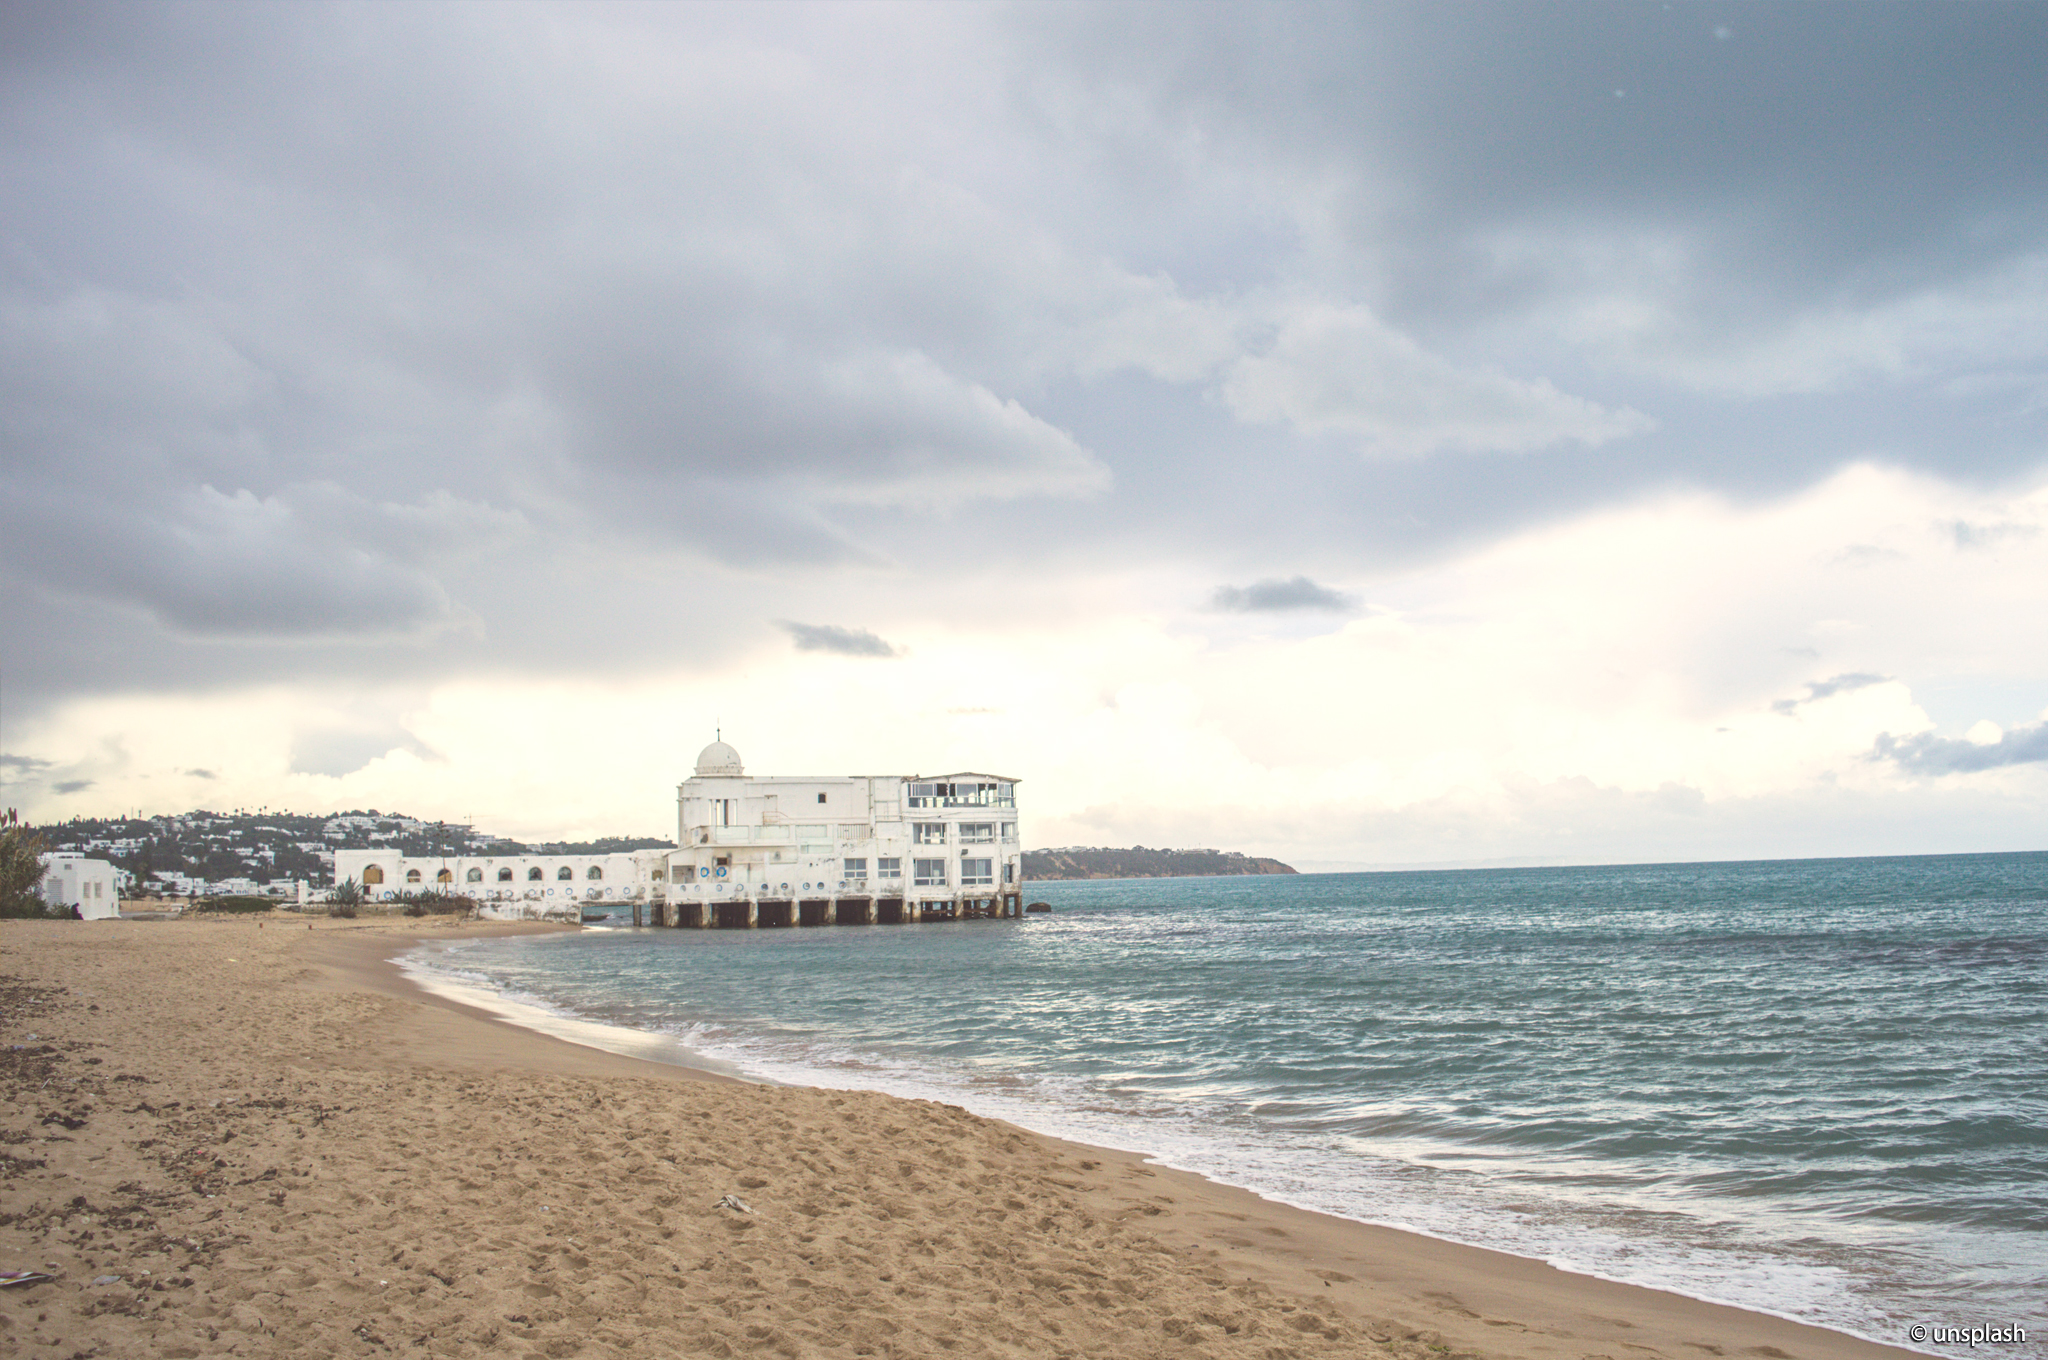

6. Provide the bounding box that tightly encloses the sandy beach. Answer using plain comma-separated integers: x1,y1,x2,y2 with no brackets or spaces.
0,916,1927,1360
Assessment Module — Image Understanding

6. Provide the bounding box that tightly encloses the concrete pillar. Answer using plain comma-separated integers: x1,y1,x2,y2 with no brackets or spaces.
746,899,758,928
863,899,877,925
633,900,644,928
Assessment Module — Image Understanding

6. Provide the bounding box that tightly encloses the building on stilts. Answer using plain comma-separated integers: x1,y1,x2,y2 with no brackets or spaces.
648,739,1025,928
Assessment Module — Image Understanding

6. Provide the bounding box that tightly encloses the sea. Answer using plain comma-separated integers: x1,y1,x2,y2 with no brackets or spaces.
400,853,2047,1356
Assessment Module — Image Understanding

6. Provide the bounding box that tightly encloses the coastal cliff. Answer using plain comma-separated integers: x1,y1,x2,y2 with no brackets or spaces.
1024,846,1297,880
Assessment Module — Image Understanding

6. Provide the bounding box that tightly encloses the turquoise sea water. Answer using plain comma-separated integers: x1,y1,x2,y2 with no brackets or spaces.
404,853,2046,1355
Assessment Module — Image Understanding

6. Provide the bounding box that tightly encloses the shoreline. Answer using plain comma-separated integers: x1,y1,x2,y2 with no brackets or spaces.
0,915,1933,1360
370,922,1926,1360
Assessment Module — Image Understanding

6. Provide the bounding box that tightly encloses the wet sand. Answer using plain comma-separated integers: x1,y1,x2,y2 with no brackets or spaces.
0,916,1924,1359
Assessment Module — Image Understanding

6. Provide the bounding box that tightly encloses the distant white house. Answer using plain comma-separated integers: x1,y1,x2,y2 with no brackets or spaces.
38,852,119,920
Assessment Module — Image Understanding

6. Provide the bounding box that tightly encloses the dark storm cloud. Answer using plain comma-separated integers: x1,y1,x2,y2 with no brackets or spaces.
1875,724,2048,776
1210,576,1357,614
1772,673,1889,714
0,1,1109,664
1023,2,2048,315
2,1,2044,721
780,622,900,658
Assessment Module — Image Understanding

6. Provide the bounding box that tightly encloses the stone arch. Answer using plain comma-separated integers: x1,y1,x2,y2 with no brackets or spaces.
498,867,514,881
528,867,543,881
586,865,603,880
466,867,483,883
557,865,573,880
405,868,423,884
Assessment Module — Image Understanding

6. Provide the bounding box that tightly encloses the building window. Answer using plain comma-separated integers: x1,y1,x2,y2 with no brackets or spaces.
363,865,385,884
817,792,827,803
1003,862,1014,883
877,857,901,879
837,824,866,838
586,865,603,880
844,858,867,880
466,868,483,883
498,868,514,881
1001,822,1016,841
913,822,946,845
906,781,1017,809
650,867,666,882
528,867,543,881
913,858,947,887
557,866,573,880
961,857,993,886
437,869,454,884
405,869,423,883
960,822,995,844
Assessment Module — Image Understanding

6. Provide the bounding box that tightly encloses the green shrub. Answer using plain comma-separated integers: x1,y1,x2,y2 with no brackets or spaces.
395,889,475,916
0,828,56,919
193,895,278,914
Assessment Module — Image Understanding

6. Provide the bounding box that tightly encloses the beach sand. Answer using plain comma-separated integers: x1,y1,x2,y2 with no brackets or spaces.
0,916,1924,1360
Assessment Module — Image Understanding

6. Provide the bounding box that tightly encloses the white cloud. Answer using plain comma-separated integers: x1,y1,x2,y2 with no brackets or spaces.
801,349,1112,509
1220,303,1654,457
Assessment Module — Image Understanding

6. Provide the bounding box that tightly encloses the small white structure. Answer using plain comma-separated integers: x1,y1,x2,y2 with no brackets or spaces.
659,740,1023,927
38,852,119,920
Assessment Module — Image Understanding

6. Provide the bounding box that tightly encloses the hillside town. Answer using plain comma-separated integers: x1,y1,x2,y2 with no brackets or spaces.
28,810,672,900
19,804,1295,908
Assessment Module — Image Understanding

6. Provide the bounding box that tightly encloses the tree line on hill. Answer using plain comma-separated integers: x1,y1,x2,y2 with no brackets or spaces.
1022,847,1296,880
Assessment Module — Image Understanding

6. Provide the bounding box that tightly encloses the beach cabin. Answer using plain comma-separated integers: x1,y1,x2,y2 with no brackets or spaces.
38,852,120,920
654,740,1024,928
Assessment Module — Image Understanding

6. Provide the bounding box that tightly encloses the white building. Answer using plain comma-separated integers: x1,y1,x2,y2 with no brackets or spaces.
657,740,1023,927
325,739,1025,927
330,846,666,920
38,852,119,920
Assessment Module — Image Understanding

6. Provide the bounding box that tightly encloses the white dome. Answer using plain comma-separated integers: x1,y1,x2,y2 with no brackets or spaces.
694,740,745,777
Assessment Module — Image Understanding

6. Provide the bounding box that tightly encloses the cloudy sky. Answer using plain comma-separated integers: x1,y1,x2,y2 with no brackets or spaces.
4,0,2046,865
